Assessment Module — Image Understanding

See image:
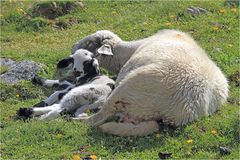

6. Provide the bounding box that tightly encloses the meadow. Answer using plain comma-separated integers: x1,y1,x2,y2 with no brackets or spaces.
0,0,239,159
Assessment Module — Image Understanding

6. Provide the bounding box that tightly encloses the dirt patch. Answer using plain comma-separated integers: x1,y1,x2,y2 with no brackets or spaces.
30,1,84,19
228,71,240,87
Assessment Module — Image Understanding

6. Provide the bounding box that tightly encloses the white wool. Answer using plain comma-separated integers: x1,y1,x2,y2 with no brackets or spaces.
82,30,228,136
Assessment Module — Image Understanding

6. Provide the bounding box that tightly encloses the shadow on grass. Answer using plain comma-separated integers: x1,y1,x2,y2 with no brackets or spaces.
86,123,185,154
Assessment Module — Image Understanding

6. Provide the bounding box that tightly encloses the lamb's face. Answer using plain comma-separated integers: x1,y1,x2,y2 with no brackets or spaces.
57,49,99,79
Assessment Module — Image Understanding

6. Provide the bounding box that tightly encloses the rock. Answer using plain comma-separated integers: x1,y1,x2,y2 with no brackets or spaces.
186,6,207,16
30,1,85,19
158,152,172,159
0,58,44,84
224,0,239,6
219,146,231,155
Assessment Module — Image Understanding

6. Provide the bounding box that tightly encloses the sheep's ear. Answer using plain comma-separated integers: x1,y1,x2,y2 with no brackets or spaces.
57,57,74,68
97,44,113,56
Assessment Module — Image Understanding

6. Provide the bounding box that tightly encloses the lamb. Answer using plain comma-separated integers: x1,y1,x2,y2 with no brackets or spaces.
72,29,228,136
17,49,115,120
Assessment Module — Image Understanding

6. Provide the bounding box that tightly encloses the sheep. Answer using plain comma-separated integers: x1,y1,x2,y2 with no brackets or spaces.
64,30,148,74
73,29,228,136
17,49,115,120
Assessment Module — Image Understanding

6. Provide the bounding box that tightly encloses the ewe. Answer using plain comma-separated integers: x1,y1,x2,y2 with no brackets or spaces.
71,29,228,136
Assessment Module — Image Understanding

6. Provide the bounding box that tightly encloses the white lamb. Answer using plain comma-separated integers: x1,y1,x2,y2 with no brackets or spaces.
17,49,115,120
72,29,228,136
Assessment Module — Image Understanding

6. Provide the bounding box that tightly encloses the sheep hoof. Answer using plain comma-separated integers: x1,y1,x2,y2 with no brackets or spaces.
16,107,33,120
31,74,45,86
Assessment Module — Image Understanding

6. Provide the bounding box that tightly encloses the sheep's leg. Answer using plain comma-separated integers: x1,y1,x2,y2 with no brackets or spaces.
74,97,106,118
38,107,63,120
32,82,75,107
99,121,159,137
81,106,115,126
32,104,60,116
32,75,73,88
43,85,74,106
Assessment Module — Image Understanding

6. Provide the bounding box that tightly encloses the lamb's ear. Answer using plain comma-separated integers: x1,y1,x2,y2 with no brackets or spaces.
97,44,113,56
57,57,74,68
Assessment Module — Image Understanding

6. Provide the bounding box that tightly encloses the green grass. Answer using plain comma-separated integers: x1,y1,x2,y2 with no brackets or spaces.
0,0,239,159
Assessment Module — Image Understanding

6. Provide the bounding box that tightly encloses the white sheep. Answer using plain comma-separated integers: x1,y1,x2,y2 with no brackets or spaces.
73,29,228,136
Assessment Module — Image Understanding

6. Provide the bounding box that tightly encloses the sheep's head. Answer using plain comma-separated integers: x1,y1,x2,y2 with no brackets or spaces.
71,30,122,57
57,49,100,80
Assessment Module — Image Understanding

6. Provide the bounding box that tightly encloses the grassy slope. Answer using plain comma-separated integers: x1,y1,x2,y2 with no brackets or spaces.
0,0,239,159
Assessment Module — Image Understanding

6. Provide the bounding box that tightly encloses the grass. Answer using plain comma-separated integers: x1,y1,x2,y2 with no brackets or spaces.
0,0,239,159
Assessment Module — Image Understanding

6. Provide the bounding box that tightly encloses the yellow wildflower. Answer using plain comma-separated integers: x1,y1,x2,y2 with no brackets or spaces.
0,14,3,17
228,44,233,47
219,9,225,13
164,22,172,26
186,139,193,144
17,8,27,15
112,11,117,16
211,129,217,135
16,94,20,98
212,26,219,31
169,15,175,18
56,133,63,139
48,20,55,26
230,8,237,12
90,155,97,160
72,154,81,160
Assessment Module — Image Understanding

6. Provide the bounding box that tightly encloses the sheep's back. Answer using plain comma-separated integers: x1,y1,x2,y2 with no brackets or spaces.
111,33,228,126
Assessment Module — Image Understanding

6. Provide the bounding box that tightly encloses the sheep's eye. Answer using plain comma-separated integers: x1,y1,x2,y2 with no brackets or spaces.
85,53,88,56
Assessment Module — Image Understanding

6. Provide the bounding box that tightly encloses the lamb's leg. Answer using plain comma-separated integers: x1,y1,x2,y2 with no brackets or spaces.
32,80,75,107
32,104,60,116
32,75,73,88
43,85,74,106
99,121,159,137
74,97,106,118
38,107,63,120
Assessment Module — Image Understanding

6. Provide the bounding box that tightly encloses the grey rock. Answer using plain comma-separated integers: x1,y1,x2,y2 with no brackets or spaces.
0,58,44,84
187,6,207,16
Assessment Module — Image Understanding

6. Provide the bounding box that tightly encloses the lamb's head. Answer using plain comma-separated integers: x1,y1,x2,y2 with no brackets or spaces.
71,30,122,57
57,49,100,80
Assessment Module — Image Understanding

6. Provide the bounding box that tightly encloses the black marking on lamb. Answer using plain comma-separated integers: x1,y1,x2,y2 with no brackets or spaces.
77,59,100,85
106,83,115,90
57,57,74,68
52,83,59,88
57,84,70,90
89,87,95,91
58,92,67,100
16,108,33,120
33,101,48,107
